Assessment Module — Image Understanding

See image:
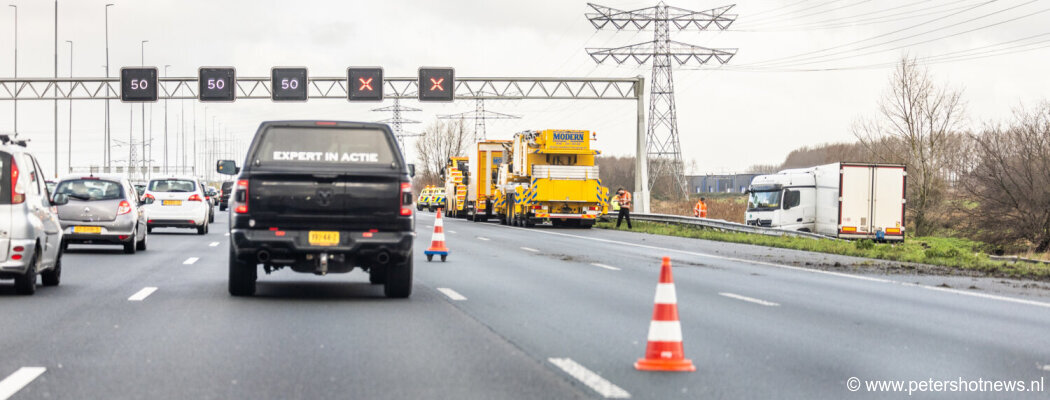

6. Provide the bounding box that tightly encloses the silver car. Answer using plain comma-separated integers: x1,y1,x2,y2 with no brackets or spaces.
0,136,64,295
53,175,150,254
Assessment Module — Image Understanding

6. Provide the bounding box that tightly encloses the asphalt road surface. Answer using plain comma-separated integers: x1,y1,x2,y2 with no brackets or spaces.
0,210,1048,399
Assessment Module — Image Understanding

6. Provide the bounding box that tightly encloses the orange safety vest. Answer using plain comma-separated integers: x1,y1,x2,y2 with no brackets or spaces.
693,200,708,218
617,192,632,210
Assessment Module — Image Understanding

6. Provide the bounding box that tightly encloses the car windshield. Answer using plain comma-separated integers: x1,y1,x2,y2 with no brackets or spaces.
55,179,124,201
149,179,196,193
748,190,781,211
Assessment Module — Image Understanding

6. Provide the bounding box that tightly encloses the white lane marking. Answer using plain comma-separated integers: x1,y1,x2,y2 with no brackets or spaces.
425,225,433,229
720,292,780,307
500,225,1050,310
208,242,219,247
477,236,490,241
127,287,158,302
448,230,457,234
1042,364,1050,372
0,367,47,400
521,247,539,253
224,232,230,236
548,358,630,399
437,288,467,301
591,263,621,271
183,257,199,265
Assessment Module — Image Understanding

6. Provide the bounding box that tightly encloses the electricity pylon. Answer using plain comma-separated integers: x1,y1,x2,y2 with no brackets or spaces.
373,98,422,154
586,1,737,197
438,97,521,141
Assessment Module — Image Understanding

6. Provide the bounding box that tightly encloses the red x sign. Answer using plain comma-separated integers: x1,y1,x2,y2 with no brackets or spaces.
358,77,374,91
430,78,445,91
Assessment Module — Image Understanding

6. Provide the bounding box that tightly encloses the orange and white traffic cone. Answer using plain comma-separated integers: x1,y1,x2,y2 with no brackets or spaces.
635,256,696,372
425,208,450,262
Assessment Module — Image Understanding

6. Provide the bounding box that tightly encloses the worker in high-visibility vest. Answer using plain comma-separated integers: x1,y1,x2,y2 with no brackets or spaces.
615,188,632,229
693,197,708,218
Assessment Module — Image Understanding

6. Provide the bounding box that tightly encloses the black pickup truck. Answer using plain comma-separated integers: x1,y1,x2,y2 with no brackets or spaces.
216,121,416,297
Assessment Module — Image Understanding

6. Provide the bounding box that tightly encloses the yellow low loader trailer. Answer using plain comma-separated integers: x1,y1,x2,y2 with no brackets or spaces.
442,157,469,218
466,140,511,222
494,129,607,228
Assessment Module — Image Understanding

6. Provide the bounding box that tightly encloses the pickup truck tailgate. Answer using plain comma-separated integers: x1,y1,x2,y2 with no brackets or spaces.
249,173,402,231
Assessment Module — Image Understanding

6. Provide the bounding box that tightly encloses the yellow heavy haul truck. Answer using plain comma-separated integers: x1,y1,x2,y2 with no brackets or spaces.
442,157,469,218
494,129,607,228
466,140,511,222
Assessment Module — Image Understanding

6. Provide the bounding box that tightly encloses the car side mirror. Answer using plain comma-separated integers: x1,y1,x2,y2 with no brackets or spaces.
217,159,239,175
407,164,416,178
143,196,155,205
51,193,69,206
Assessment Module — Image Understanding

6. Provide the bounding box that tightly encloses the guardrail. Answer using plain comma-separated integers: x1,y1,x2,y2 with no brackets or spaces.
988,255,1050,265
607,212,835,240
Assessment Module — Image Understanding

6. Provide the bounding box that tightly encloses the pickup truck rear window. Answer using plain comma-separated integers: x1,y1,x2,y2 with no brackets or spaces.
55,179,125,201
253,127,396,167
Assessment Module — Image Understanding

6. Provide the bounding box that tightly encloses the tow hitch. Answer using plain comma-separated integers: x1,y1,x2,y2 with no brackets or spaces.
317,252,329,276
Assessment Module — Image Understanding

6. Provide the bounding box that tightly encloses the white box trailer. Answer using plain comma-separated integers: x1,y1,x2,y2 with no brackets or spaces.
746,162,906,241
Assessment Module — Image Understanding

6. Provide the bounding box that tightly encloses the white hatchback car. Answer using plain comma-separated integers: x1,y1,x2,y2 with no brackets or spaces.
143,177,211,234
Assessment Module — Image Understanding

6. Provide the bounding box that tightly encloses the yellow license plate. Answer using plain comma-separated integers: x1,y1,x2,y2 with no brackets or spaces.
73,226,102,234
162,200,182,206
308,231,340,246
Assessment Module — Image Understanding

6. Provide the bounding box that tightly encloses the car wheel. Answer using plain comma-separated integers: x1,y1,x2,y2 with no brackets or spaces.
124,231,138,254
14,249,39,295
228,244,257,296
41,252,61,287
219,204,227,211
136,231,148,251
147,226,153,234
369,266,386,285
209,212,215,223
384,255,412,298
197,222,207,235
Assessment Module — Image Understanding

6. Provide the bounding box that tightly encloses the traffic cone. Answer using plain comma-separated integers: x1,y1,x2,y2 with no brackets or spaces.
635,256,696,372
425,208,450,262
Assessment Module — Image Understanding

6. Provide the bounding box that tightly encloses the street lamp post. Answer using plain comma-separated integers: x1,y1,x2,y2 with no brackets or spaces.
104,3,113,170
66,40,72,174
164,64,170,174
8,4,16,137
140,39,148,180
53,0,58,177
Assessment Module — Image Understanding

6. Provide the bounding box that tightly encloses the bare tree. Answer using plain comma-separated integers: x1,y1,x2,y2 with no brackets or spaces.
961,103,1050,252
853,56,966,236
413,119,471,188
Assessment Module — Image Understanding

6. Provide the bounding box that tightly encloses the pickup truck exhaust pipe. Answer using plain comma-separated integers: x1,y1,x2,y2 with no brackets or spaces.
256,250,271,263
375,251,391,265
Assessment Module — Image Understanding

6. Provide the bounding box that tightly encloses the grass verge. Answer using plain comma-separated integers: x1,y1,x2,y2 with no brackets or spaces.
595,220,1050,280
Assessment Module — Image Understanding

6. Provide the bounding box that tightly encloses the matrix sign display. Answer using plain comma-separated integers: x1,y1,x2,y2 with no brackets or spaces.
120,67,159,102
347,67,384,102
271,67,308,101
418,67,455,102
198,67,236,102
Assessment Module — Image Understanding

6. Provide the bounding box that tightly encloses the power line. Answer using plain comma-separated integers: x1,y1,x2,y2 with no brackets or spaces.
740,0,874,28
747,2,1050,69
744,0,847,25
741,0,1003,67
746,0,817,18
741,0,978,31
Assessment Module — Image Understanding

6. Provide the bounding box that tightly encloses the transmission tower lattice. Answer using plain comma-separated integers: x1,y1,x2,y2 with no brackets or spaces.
586,1,737,196
373,98,423,154
437,98,521,141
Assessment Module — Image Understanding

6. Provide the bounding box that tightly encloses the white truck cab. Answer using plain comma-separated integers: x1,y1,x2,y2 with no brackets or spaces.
745,168,818,232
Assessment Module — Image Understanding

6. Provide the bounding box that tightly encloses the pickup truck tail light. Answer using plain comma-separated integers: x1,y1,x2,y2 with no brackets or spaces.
235,179,249,214
188,194,204,202
117,200,132,215
400,182,412,216
10,158,24,204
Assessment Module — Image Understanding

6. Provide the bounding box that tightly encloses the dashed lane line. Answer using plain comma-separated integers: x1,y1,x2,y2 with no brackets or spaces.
477,237,490,241
208,242,220,247
720,292,780,307
128,287,158,302
183,257,199,265
437,288,467,301
499,225,1050,310
590,263,621,271
548,358,630,399
521,247,539,253
0,367,47,400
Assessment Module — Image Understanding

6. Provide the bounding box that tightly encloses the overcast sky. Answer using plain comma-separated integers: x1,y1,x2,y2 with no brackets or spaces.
2,0,1049,178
